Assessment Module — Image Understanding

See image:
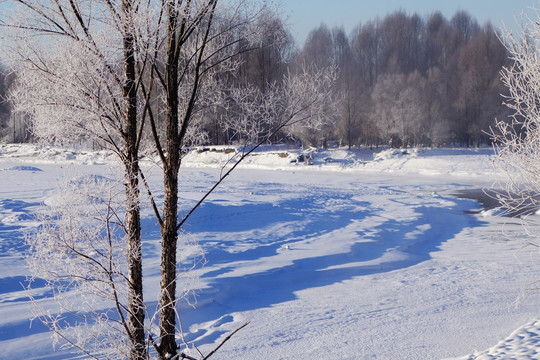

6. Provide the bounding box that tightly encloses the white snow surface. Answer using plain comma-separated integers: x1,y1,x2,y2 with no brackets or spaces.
1,143,540,359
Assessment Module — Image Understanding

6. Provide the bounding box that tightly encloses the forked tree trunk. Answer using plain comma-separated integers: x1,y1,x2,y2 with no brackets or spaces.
122,1,146,358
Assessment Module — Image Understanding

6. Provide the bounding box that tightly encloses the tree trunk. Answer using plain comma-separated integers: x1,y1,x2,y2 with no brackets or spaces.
122,1,146,358
125,157,145,360
159,3,181,355
159,161,179,356
157,1,217,356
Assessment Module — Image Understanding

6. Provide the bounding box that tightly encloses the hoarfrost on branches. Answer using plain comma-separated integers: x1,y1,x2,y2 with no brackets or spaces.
27,176,132,359
3,0,337,358
493,8,540,241
224,64,338,146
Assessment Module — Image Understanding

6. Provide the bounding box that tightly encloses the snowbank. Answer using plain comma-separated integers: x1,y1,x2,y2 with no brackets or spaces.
0,143,496,181
0,143,116,165
448,319,540,359
182,145,496,180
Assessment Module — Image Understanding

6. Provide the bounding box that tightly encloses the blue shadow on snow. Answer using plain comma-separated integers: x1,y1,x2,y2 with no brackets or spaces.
175,189,484,346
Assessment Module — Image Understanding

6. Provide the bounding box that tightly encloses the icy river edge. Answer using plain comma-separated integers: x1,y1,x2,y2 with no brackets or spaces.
0,144,539,359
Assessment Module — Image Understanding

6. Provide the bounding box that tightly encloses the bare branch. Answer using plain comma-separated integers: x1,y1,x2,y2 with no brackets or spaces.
201,321,250,360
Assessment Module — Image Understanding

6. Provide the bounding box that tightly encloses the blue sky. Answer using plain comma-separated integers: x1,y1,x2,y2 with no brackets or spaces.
283,0,539,45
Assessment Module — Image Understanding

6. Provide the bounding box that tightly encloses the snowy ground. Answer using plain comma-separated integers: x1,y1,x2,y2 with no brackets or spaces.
1,144,540,359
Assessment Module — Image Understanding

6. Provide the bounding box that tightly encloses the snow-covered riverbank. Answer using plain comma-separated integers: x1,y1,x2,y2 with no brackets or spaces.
0,144,538,359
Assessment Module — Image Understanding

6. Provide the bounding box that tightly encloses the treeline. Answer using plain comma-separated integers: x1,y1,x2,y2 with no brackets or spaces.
210,10,510,148
1,10,510,148
336,10,510,148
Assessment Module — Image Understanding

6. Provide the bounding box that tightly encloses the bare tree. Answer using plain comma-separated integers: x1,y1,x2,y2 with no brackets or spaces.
225,64,337,145
141,4,338,355
0,62,14,140
424,67,451,146
457,23,509,147
138,2,281,356
297,23,334,68
371,72,428,148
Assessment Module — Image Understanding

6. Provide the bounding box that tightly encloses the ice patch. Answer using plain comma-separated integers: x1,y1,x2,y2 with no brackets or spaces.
3,166,42,172
480,208,506,217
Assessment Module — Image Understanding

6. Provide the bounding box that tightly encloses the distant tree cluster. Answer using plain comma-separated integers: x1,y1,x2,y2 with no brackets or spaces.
338,10,511,148
215,10,511,148
2,10,510,148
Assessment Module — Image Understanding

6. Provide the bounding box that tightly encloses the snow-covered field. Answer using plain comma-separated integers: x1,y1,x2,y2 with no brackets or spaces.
1,144,540,359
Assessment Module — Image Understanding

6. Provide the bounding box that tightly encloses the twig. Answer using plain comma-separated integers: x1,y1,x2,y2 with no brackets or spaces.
202,321,251,360
148,333,164,359
171,352,197,360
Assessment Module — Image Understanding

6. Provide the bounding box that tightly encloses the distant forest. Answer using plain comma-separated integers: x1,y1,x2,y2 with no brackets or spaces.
0,10,511,148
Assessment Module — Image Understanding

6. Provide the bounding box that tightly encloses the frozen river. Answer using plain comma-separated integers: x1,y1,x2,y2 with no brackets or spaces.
0,146,539,359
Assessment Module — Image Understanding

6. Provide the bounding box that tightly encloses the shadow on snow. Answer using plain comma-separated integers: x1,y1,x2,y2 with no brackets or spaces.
174,188,484,346
0,181,485,352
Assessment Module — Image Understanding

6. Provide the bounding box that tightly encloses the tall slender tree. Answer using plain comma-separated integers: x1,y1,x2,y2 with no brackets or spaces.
3,1,148,358
3,1,336,359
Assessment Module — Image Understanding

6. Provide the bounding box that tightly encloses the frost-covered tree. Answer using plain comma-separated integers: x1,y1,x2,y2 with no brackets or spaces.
0,62,14,140
1,1,336,359
457,23,509,147
28,176,134,359
280,64,338,146
493,10,540,223
3,1,148,358
223,63,337,147
371,72,428,147
143,8,337,355
141,2,276,355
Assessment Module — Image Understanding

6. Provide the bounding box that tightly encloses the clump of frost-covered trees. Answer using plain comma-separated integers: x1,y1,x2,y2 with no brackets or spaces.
305,10,510,148
1,1,336,359
0,65,15,141
1,9,512,149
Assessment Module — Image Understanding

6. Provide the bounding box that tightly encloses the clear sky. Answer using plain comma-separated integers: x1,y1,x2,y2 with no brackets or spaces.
283,0,539,46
